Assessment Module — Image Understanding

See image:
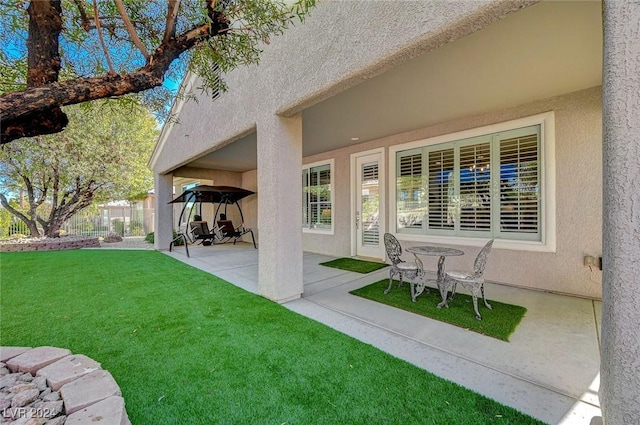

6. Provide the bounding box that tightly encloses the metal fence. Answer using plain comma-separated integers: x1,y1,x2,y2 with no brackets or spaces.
1,207,155,239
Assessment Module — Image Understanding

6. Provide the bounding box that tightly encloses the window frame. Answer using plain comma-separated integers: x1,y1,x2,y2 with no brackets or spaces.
302,159,335,234
389,112,556,252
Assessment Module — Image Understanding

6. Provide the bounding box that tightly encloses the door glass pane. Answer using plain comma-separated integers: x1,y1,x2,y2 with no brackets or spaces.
361,162,379,246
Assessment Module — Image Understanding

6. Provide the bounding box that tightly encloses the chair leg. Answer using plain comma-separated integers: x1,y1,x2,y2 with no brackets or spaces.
449,281,458,301
472,293,482,320
481,282,492,310
384,270,396,294
437,276,454,309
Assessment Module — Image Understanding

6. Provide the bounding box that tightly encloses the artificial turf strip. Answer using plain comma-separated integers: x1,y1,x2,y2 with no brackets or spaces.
319,257,389,273
0,251,542,425
350,279,527,342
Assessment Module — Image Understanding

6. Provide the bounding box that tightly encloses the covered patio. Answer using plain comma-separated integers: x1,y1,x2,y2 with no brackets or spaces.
164,242,601,424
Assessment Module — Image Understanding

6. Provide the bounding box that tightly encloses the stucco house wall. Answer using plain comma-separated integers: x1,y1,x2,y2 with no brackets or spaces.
151,0,537,175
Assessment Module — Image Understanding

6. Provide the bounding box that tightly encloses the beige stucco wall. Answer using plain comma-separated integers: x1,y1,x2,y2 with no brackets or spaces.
300,86,602,299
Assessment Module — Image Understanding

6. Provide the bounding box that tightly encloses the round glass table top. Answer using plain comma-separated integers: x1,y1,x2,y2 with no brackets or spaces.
405,246,464,257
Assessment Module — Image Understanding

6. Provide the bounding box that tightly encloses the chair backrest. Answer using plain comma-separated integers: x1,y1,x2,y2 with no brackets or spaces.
383,233,403,266
190,221,210,237
473,239,494,277
217,220,236,236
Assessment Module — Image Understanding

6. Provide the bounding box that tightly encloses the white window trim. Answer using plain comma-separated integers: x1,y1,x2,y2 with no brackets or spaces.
389,112,556,252
303,158,335,235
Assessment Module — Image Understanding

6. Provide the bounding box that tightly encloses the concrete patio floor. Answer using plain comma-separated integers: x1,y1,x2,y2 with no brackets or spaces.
164,242,602,425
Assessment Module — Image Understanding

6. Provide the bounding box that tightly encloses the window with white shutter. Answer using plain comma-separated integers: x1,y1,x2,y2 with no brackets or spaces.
498,131,540,240
396,149,425,231
395,124,542,242
303,162,333,231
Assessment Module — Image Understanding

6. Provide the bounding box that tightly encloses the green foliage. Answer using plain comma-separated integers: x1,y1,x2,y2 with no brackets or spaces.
144,230,183,245
0,208,12,238
112,219,125,237
129,220,145,236
0,99,158,236
172,230,185,246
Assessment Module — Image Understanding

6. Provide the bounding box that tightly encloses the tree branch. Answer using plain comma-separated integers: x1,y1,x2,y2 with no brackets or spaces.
71,0,92,31
114,0,150,60
1,22,212,144
92,0,115,73
0,193,31,226
164,0,181,44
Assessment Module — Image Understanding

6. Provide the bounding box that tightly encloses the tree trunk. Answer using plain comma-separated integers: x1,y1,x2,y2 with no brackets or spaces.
0,1,71,142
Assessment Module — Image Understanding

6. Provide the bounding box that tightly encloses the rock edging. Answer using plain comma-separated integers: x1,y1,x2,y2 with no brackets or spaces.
0,237,100,253
0,346,130,425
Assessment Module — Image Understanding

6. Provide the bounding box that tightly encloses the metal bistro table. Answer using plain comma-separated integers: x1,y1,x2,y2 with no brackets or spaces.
405,246,464,303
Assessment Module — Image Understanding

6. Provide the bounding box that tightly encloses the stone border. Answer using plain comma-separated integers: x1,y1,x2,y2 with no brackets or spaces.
0,346,130,425
0,238,100,253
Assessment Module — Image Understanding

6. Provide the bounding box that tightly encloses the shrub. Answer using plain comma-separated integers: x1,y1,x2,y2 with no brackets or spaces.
112,219,125,236
144,231,184,246
129,221,145,237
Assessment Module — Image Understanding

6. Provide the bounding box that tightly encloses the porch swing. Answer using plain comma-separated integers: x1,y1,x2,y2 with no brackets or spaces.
168,185,256,257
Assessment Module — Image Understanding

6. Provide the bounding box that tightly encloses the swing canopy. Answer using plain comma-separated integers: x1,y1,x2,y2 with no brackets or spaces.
169,185,255,228
169,185,254,205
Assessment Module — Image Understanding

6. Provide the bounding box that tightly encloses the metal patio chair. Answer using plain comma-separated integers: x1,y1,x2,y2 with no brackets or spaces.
383,233,420,299
441,239,494,320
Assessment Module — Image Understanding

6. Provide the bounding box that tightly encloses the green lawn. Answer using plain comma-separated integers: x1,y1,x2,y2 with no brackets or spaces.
0,250,543,424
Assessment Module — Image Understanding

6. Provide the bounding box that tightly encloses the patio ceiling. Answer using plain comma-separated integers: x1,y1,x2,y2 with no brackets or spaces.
187,0,602,173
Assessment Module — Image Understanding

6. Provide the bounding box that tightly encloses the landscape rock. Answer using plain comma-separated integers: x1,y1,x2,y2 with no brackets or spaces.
41,392,59,403
37,355,100,391
1,348,129,424
11,389,39,408
60,369,121,414
103,233,123,243
0,348,32,363
44,416,66,425
6,348,71,375
65,396,130,425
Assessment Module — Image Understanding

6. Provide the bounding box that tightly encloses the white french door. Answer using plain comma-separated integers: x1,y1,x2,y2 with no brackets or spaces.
352,150,385,259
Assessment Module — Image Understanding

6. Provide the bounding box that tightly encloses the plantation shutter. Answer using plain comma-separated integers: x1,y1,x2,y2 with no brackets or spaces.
459,142,491,232
499,133,540,235
427,148,454,230
361,163,379,246
397,151,424,230
302,169,309,228
303,164,332,230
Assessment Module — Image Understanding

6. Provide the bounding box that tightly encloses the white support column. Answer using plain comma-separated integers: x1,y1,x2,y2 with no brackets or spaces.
154,172,175,251
257,113,303,303
601,2,640,424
